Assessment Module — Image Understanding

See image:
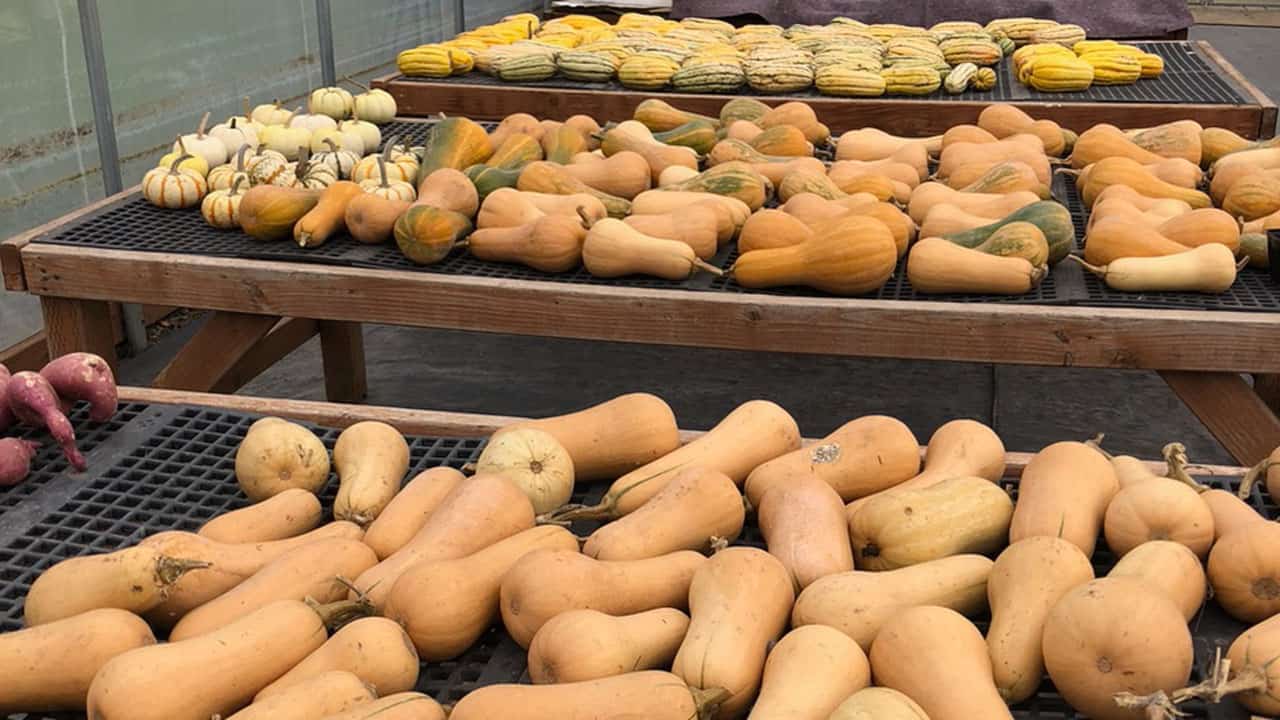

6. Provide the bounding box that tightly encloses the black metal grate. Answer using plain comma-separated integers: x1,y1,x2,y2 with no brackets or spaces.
395,42,1250,106
0,402,1263,718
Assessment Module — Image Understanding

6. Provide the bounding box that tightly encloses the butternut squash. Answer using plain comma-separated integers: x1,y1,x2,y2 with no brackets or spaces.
1071,124,1165,168
333,420,409,526
919,203,999,238
520,190,608,224
582,467,744,560
845,418,1005,515
1208,521,1280,623
168,537,378,641
466,212,586,272
1197,613,1280,715
954,160,1051,197
1093,206,1240,253
1083,216,1193,265
1041,578,1194,720
759,101,830,144
499,392,680,482
1223,167,1280,221
937,135,1050,184
540,123,587,164
1210,147,1280,204
781,192,870,225
1093,183,1194,213
518,161,631,218
758,474,854,591
449,671,728,720
22,545,208,626
1103,474,1215,558
907,237,1045,295
828,688,930,720
1108,540,1206,621
1145,157,1204,188
749,124,813,157
1075,242,1240,293
416,167,480,217
488,133,543,170
1089,198,1188,233
419,117,493,178
393,204,471,265
499,549,706,648
1243,208,1280,234
561,150,652,199
1205,487,1267,539
256,616,420,700
477,187,543,229
828,159,922,190
748,625,870,720
623,202,721,259
526,608,690,684
600,125,700,182
907,183,1039,224
199,488,322,544
226,671,374,720
782,199,917,257
345,194,411,245
672,547,793,718
238,185,321,241
1009,441,1118,557
385,525,578,660
351,472,535,609
737,209,811,253
363,466,465,559
733,216,899,295
780,169,887,203
1129,119,1204,165
546,400,799,522
941,123,1000,150
871,606,1013,720
490,113,542,149
140,522,365,627
745,415,919,505
583,218,724,279
1079,156,1213,208
87,599,359,720
0,608,155,714
319,693,445,720
822,165,912,203
978,104,1068,156
792,554,994,650
835,128,935,178
631,190,752,237
986,536,1096,703
726,119,764,142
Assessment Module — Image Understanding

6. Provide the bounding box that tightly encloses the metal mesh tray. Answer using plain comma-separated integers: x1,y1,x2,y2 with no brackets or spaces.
0,401,1261,718
396,42,1249,106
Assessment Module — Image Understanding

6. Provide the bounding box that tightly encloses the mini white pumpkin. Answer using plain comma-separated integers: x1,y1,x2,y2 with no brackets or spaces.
475,427,574,514
353,88,397,124
142,154,207,209
339,115,381,151
289,112,338,133
225,96,267,135
157,136,209,177
309,86,354,120
309,127,364,156
312,138,360,179
251,99,293,126
352,136,416,184
292,150,337,189
208,144,254,191
173,112,228,168
201,176,247,229
259,111,312,160
209,117,259,154
247,151,291,186
359,156,416,201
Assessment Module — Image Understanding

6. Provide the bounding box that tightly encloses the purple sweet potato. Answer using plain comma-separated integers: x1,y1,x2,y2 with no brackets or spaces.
40,352,117,422
7,371,86,471
0,364,12,432
0,438,40,486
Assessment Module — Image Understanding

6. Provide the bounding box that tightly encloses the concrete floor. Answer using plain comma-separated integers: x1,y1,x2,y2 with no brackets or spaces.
11,24,1280,465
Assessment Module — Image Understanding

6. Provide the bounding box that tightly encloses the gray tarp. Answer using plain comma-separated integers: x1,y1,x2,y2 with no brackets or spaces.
669,1,1193,38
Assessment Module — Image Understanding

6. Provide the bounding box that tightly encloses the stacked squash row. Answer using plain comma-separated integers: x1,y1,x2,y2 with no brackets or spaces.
5,391,1280,720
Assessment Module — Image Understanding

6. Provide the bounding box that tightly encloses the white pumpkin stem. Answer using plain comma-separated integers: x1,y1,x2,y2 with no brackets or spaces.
375,155,391,189
323,137,340,155
342,75,371,92
195,111,210,139
381,134,400,162
175,134,189,155
229,175,246,197
234,143,251,172
242,96,252,118
168,153,193,174
285,107,302,127
296,146,312,176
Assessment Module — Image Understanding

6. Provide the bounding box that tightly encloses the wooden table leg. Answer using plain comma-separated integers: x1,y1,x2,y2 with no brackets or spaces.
40,297,118,371
319,321,367,404
1253,374,1280,416
153,312,279,391
1162,370,1280,465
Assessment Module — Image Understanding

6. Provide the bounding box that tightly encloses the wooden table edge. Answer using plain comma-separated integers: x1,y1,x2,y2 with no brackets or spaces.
2,184,141,292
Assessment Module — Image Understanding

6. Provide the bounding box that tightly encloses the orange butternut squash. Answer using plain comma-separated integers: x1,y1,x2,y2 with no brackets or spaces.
1079,156,1213,208
226,671,374,720
828,688,930,720
499,549,706,648
385,525,579,660
344,194,411,245
986,537,1096,703
600,125,700,182
256,616,420,700
738,208,814,253
623,202,722,259
1210,147,1280,203
22,546,209,626
835,128,934,178
583,218,724,279
1071,124,1166,167
519,190,608,224
526,608,690,684
759,101,830,144
941,123,1000,150
749,124,813,156
1208,521,1280,622
792,554,994,650
333,421,409,526
907,183,1039,224
937,135,1050,183
238,185,321,241
393,204,471,265
466,212,587,272
919,203,999,238
1223,167,1280,221
198,488,322,544
978,104,1068,156
748,625,870,720
416,167,481,217
758,474,854,590
954,160,1051,197
733,216,899,295
631,190,752,236
560,150,652,199
1103,474,1215,558
363,466,465,559
490,113,542,149
518,161,631,218
907,237,1046,295
1108,540,1206,621
673,547,794,718
1129,119,1203,165
1206,613,1280,715
1009,441,1118,557
828,159,921,190
449,671,728,720
319,693,444,720
582,467,744,560
870,606,1013,720
1083,216,1192,265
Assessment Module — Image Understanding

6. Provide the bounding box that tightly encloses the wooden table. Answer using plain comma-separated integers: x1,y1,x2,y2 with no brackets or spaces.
6,212,1280,465
374,41,1278,139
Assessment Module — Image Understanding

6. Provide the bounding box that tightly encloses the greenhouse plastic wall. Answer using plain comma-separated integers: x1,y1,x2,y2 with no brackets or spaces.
0,0,538,345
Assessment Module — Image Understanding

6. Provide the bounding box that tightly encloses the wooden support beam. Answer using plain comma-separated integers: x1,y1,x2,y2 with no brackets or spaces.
210,317,320,395
319,321,367,403
0,333,50,373
1161,370,1280,465
152,312,280,392
40,297,118,372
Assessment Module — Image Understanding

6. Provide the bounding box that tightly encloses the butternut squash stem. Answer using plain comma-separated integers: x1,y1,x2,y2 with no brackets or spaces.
155,556,211,585
1170,650,1269,706
1109,690,1185,719
690,687,731,720
692,258,725,277
1161,442,1209,491
576,205,596,229
1237,458,1277,499
1065,254,1106,278
1084,433,1114,458
306,594,374,631
539,461,694,523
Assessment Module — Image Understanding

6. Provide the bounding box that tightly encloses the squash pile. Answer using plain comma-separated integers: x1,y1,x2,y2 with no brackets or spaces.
3,391,1278,719
395,12,1162,97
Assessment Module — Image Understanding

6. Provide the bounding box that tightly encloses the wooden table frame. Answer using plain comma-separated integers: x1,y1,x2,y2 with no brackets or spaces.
6,209,1280,465
373,42,1278,139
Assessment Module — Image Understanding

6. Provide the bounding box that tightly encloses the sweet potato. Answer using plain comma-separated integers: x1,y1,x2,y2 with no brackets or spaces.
39,352,117,422
0,363,13,432
6,371,84,471
0,438,39,486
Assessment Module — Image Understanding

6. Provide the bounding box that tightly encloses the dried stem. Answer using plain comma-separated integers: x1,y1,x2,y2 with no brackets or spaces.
1238,458,1276,499
1162,442,1209,491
